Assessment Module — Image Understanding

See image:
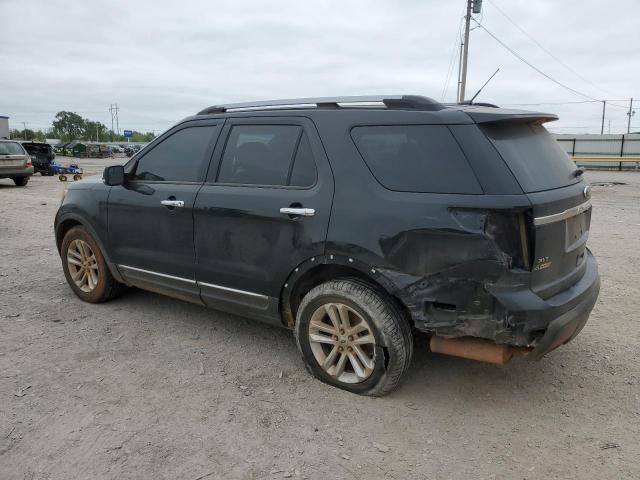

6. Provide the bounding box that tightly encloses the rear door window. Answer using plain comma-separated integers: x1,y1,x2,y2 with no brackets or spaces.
350,125,482,194
480,123,578,193
217,125,316,187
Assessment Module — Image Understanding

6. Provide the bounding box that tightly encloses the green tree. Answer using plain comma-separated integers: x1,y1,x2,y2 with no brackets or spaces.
131,131,156,142
83,120,109,142
33,130,47,141
9,128,47,141
52,111,86,141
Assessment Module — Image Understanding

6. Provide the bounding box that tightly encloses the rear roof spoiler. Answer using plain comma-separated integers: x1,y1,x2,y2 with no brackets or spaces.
459,106,558,125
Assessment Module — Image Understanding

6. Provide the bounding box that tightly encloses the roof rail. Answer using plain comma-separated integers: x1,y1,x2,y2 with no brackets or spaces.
197,95,444,115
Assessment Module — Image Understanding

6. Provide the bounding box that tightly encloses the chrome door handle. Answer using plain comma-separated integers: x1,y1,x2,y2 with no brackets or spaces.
161,200,184,207
280,207,315,217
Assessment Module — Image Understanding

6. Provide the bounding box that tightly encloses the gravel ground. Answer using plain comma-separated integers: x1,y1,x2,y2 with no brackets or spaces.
1,158,639,480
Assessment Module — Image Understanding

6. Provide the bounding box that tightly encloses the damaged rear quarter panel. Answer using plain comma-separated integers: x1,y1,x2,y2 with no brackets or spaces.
326,172,533,341
313,112,533,344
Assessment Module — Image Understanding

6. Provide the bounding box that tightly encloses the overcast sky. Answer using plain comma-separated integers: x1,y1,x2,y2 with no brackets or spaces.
1,0,639,135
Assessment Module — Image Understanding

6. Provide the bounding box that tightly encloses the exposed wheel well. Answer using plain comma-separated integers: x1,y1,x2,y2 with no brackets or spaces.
56,219,82,252
284,264,413,329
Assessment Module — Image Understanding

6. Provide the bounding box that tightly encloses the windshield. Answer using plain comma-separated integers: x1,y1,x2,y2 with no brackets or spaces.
480,123,578,193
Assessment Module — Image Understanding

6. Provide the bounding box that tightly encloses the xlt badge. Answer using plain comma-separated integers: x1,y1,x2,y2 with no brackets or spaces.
533,256,552,271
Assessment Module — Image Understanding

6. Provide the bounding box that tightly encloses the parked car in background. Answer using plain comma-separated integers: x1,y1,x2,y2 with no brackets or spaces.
108,145,123,154
123,145,143,157
55,95,600,396
0,139,33,186
21,141,56,175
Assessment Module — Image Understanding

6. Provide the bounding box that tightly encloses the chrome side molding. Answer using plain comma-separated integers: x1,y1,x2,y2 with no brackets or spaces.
118,264,268,301
198,281,269,300
119,264,196,283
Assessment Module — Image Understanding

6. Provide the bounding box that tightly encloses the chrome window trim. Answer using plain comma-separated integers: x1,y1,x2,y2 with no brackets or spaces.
118,264,196,284
198,281,268,300
534,199,592,226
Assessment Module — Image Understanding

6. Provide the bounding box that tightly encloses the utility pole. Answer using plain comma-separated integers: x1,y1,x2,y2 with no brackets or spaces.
109,104,120,136
22,121,28,139
627,97,635,134
457,0,482,103
457,42,464,102
600,100,606,135
109,104,114,135
458,0,473,103
115,104,120,136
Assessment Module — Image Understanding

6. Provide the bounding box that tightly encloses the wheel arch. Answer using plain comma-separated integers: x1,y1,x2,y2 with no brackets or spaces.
280,254,413,329
55,213,125,283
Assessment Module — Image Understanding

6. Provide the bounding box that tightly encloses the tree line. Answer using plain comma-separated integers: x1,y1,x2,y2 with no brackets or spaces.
11,111,156,143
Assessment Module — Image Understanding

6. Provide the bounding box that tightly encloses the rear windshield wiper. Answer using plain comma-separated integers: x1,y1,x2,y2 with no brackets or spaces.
573,167,585,178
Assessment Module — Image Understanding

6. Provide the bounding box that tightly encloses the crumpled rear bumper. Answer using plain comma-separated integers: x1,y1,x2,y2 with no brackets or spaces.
487,249,600,357
400,249,600,358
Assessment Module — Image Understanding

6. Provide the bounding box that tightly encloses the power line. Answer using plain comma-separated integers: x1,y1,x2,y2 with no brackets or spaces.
503,100,599,107
486,0,613,98
503,99,633,108
474,21,601,102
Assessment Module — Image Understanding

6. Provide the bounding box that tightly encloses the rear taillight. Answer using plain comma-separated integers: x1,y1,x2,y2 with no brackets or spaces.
518,212,533,270
485,210,534,271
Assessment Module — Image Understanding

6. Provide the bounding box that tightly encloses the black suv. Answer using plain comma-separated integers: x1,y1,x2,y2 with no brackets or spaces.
55,95,600,396
21,141,56,175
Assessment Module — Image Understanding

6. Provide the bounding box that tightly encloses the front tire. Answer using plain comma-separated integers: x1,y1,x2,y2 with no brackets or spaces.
12,176,29,187
295,279,413,396
61,226,124,303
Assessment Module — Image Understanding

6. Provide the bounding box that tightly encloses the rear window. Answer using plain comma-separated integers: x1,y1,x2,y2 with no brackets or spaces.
23,144,51,154
0,142,25,155
351,125,482,194
480,123,578,193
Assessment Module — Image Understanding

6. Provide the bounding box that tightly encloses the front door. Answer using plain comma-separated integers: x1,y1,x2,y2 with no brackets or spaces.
108,121,222,303
193,117,334,322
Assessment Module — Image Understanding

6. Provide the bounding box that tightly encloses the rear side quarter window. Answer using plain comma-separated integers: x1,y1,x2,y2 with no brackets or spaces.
350,125,482,194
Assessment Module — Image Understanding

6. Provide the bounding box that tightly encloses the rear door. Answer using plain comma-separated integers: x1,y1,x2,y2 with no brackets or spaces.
108,121,222,303
193,116,333,322
480,122,590,297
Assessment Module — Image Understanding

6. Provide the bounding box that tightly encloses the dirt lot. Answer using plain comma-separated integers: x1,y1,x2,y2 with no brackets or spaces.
1,158,639,479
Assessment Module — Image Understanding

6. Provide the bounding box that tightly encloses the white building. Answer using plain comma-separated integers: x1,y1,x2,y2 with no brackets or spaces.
0,116,9,139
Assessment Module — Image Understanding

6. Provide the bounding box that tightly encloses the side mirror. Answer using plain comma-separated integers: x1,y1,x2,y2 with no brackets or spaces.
103,165,125,186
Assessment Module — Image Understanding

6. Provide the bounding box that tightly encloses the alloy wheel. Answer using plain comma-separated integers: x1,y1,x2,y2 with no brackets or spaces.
308,302,376,384
66,239,99,293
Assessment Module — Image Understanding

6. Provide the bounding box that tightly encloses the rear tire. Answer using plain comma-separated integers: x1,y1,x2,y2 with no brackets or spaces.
61,226,124,303
12,176,29,187
294,279,413,396
59,174,67,182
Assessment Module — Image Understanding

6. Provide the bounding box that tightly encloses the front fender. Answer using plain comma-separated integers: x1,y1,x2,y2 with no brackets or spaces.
54,206,124,284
